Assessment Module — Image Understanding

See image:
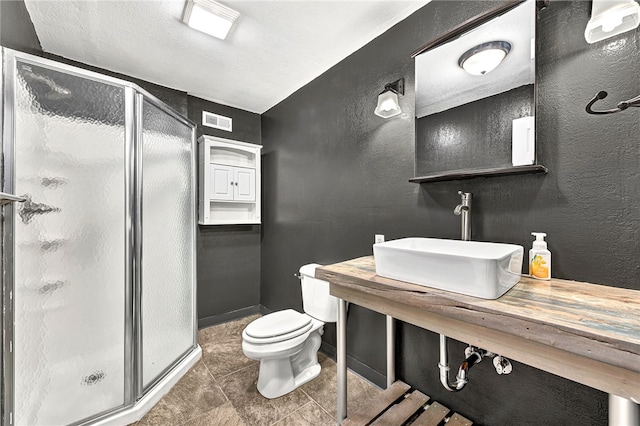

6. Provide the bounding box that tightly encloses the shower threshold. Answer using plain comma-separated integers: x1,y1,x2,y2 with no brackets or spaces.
89,346,202,426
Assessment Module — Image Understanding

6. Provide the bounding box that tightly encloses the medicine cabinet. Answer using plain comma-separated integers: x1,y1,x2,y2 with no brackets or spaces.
198,136,262,225
411,0,547,183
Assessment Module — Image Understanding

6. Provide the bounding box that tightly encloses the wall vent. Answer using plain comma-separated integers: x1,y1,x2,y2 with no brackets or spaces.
202,111,232,132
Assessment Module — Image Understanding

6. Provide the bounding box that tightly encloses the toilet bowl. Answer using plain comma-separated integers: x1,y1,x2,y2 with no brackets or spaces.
241,264,339,399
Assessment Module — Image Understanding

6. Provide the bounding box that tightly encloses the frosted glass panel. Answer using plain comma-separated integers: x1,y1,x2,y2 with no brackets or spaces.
141,99,195,388
12,60,127,425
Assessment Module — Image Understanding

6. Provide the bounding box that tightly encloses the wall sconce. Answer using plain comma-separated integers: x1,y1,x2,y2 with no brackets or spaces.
585,0,640,43
374,78,404,118
183,0,240,40
458,41,511,76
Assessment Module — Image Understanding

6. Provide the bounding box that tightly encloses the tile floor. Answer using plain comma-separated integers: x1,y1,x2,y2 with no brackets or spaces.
132,315,382,425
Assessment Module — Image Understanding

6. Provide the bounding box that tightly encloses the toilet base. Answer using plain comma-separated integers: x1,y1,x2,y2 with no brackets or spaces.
256,329,323,399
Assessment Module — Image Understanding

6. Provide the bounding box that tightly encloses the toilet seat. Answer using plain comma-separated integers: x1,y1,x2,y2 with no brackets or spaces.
243,310,313,344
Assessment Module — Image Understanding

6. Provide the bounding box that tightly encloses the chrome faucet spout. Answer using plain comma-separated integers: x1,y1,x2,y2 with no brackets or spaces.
454,204,469,215
454,191,472,241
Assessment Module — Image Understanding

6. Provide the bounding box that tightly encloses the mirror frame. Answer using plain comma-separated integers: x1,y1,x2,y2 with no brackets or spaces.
409,0,548,183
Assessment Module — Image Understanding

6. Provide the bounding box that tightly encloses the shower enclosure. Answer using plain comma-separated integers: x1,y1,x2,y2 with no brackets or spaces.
1,49,200,425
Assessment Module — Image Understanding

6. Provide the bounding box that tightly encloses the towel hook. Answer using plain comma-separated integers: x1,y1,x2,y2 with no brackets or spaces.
586,90,640,115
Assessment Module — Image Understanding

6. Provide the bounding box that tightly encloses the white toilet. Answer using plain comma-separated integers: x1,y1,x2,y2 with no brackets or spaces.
242,263,339,399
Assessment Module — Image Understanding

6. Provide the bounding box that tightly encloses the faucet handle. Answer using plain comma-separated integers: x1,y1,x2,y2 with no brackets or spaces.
457,191,472,204
454,204,467,215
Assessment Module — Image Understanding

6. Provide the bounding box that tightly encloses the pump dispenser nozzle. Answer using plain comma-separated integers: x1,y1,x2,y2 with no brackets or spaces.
531,232,547,249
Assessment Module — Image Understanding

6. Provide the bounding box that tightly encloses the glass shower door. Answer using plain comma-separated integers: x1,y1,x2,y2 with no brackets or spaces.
140,97,196,389
7,56,129,425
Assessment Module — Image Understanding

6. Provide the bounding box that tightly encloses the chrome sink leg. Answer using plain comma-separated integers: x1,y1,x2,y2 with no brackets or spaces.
609,394,639,426
386,315,396,387
337,299,348,424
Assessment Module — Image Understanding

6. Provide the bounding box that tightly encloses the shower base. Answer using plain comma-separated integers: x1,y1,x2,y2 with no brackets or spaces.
92,346,202,426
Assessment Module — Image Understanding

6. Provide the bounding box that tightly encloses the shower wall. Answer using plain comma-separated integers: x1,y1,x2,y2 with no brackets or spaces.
2,50,197,425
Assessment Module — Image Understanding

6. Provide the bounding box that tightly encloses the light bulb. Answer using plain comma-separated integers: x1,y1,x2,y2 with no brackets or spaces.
461,49,508,75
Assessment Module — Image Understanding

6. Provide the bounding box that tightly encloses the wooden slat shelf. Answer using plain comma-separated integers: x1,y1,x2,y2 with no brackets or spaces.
318,256,640,402
342,381,472,426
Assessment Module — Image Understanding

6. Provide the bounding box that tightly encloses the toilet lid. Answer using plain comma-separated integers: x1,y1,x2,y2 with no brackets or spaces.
245,309,312,340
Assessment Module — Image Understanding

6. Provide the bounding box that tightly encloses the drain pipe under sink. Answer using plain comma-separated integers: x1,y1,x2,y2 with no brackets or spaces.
438,191,514,391
439,191,480,392
438,335,485,391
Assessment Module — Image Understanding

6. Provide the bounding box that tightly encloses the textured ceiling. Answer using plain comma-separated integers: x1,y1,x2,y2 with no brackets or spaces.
25,0,429,114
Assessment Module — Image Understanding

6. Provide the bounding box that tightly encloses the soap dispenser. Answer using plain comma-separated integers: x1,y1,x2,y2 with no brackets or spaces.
529,232,551,280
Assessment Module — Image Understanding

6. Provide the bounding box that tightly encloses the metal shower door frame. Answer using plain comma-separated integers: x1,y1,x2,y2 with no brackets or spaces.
1,45,14,426
134,93,199,396
0,48,198,426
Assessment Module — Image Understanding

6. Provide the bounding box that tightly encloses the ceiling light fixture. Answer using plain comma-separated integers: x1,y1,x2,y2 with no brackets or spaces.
458,41,512,76
374,78,404,118
183,0,240,40
584,0,640,43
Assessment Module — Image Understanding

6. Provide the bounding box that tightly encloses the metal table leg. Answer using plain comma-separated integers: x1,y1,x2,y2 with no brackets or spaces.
337,299,348,425
609,394,639,425
386,315,396,388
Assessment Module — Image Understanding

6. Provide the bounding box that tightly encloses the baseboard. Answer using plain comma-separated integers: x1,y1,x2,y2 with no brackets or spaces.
259,305,272,315
320,341,386,389
198,305,262,329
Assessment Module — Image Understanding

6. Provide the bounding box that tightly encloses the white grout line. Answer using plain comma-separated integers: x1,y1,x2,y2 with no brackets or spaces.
269,401,316,426
311,397,337,421
217,360,259,381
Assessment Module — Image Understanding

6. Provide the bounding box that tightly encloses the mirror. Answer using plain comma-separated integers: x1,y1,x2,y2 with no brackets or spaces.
413,0,541,181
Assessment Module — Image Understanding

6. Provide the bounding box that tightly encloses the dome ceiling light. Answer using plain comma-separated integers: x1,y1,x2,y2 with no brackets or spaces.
458,41,512,76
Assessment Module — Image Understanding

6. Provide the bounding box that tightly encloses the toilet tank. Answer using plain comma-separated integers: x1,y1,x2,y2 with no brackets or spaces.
299,264,339,323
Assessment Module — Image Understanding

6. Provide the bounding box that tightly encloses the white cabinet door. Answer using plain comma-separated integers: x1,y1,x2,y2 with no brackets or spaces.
210,164,234,201
234,167,256,201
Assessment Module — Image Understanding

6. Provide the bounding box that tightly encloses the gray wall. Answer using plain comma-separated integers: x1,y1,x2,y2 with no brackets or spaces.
0,0,41,55
261,1,638,424
416,85,534,173
188,96,262,326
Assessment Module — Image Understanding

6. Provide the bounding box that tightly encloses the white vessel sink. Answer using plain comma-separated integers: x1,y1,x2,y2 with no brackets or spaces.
373,238,523,299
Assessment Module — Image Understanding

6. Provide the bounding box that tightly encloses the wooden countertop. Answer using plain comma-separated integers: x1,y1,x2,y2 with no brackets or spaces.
317,256,640,400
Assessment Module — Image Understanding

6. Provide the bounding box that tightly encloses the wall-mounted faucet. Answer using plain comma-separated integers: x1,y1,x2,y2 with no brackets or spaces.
454,191,472,241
